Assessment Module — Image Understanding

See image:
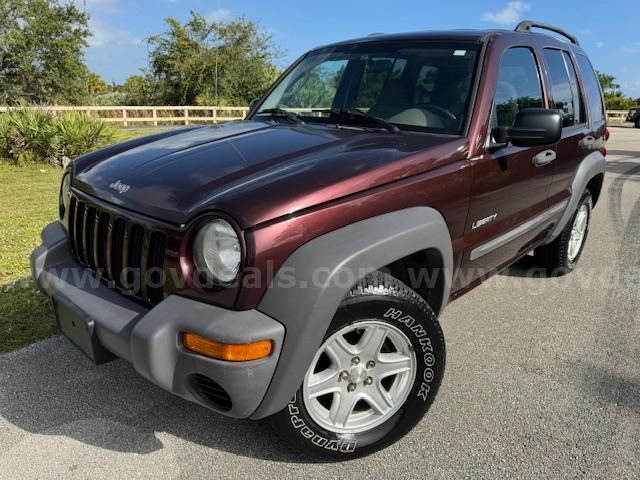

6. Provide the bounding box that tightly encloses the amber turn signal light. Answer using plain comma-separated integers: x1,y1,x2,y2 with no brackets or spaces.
182,333,273,362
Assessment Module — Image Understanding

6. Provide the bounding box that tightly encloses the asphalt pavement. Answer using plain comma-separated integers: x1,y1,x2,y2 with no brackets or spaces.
0,127,638,479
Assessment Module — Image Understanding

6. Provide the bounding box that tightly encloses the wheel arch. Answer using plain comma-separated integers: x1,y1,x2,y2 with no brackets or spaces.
252,207,453,419
545,150,606,243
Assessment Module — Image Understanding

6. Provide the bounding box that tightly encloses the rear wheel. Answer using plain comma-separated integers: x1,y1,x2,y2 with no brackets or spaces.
535,190,592,275
271,271,445,459
635,118,640,129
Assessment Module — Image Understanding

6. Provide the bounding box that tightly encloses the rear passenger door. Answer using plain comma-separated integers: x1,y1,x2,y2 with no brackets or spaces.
541,48,590,208
461,46,555,284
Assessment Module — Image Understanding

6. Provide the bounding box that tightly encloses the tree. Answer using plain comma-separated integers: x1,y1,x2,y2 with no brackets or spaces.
87,73,108,95
146,13,281,106
597,71,621,96
0,0,91,104
122,74,157,105
596,71,635,110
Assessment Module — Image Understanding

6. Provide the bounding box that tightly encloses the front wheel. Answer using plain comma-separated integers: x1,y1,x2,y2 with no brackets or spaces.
271,272,445,459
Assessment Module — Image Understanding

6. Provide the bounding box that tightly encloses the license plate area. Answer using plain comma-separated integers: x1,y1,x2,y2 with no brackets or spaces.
53,296,116,365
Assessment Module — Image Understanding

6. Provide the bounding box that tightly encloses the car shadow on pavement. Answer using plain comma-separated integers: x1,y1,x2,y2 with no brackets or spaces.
0,337,317,463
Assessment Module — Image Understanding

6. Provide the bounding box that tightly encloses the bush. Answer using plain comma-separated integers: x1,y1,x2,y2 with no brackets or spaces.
0,107,117,167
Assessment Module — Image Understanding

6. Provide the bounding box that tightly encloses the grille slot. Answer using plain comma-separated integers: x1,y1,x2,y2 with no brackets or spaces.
147,231,168,304
67,194,168,306
85,207,97,269
111,218,126,289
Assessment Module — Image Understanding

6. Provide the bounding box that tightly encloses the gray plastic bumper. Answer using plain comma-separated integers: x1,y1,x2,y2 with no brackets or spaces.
31,221,284,419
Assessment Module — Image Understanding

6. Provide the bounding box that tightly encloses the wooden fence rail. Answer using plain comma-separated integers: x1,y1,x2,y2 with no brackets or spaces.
0,106,250,126
0,105,631,126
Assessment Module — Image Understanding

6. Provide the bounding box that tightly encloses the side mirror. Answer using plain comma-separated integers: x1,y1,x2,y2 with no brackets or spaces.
249,98,260,112
491,108,562,149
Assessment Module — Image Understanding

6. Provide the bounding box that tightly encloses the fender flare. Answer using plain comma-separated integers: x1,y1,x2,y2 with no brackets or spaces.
545,150,606,243
251,207,453,419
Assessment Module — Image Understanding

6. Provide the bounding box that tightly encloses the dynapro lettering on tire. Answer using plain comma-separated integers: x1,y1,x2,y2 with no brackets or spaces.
286,395,357,453
271,271,446,459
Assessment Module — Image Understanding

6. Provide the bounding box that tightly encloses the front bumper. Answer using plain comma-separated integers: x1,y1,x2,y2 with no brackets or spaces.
31,221,284,419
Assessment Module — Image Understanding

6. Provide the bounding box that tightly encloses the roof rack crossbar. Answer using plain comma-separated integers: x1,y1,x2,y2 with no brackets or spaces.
515,20,579,46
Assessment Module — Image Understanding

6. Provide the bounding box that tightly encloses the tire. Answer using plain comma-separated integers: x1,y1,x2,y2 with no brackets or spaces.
635,118,640,129
535,190,592,276
271,271,446,459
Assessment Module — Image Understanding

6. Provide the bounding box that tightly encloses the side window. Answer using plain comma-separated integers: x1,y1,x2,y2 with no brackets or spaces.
543,49,581,127
562,52,584,124
355,58,407,109
575,54,605,122
492,47,544,128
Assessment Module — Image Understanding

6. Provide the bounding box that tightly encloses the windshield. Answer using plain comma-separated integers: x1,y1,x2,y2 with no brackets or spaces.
255,41,480,135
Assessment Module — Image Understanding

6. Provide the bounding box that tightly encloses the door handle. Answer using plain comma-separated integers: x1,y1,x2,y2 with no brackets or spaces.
533,149,556,167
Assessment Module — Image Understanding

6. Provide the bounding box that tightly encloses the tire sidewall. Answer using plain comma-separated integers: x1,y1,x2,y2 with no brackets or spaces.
566,191,593,269
277,293,445,458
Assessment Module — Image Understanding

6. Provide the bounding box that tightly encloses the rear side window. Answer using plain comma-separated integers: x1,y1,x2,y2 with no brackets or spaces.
543,49,583,127
492,47,544,128
575,54,605,121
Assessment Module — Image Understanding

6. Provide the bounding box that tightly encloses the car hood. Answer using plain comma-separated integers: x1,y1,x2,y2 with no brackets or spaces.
73,121,464,228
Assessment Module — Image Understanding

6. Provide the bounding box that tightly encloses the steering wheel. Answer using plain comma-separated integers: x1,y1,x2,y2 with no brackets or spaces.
415,104,457,122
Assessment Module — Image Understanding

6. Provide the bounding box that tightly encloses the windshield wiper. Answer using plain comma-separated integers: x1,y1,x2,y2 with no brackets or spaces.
312,108,400,134
256,107,303,124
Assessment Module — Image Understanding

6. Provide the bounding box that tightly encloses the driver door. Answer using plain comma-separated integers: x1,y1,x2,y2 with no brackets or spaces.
459,46,555,286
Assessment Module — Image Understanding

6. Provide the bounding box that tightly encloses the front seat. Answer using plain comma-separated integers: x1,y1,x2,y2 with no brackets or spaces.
368,79,412,119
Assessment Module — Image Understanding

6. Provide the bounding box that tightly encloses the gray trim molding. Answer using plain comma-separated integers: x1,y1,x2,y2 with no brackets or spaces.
470,200,568,261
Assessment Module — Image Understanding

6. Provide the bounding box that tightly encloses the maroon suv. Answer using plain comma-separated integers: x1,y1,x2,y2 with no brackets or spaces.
32,21,607,458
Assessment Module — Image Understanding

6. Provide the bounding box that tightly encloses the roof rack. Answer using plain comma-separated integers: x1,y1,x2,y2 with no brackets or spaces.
515,20,579,46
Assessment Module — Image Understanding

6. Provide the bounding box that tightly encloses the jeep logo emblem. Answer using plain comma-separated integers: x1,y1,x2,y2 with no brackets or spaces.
109,180,130,194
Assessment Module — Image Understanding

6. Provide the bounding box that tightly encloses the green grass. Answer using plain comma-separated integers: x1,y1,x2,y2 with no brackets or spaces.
0,128,169,354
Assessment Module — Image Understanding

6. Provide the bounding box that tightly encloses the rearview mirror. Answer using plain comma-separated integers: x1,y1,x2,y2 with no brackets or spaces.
491,108,562,149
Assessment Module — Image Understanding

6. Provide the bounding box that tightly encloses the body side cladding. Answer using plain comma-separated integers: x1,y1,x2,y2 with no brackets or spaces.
545,151,606,243
252,207,453,419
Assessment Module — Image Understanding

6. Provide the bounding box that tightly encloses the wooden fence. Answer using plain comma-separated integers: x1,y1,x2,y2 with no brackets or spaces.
606,110,629,124
0,106,250,126
0,105,630,126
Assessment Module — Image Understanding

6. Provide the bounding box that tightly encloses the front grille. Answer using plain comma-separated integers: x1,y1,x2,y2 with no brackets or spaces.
68,194,168,306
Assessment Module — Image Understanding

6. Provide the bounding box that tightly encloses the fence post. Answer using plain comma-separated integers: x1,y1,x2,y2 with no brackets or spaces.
213,107,217,124
122,108,128,127
153,108,158,127
184,108,189,126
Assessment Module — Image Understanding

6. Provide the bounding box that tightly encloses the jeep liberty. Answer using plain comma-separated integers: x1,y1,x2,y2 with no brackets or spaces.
32,21,607,458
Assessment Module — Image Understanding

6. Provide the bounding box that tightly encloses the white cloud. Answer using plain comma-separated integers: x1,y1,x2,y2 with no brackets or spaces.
88,19,141,47
207,8,231,23
622,45,638,54
73,0,120,13
482,1,530,25
596,41,604,48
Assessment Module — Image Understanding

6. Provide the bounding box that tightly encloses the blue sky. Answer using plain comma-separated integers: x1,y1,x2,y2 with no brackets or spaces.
82,0,640,98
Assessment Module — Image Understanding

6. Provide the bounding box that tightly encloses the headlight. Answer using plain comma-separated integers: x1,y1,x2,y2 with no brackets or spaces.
193,219,241,284
59,173,71,219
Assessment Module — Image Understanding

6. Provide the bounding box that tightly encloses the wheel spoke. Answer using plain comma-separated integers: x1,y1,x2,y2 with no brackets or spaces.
376,352,413,379
365,382,394,416
329,391,361,427
357,324,388,357
325,335,357,368
307,368,340,399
